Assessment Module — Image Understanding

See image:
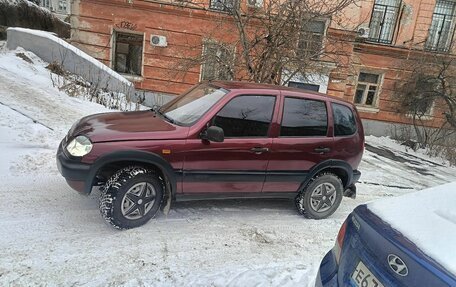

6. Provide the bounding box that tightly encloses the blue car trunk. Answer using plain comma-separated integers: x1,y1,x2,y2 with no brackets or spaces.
321,205,456,287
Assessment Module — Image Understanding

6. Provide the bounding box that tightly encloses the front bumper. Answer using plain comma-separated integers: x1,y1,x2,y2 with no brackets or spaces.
56,140,91,194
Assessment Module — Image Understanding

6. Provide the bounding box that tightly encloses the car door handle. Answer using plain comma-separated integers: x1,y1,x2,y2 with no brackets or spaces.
314,147,331,154
250,147,269,154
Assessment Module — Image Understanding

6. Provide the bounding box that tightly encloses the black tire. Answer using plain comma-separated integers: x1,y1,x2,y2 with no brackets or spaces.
295,173,343,219
99,166,163,229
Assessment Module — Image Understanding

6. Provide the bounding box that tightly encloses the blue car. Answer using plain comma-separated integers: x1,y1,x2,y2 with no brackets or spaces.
316,182,456,287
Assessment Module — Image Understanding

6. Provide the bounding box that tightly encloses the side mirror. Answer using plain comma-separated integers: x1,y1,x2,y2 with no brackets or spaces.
201,126,224,142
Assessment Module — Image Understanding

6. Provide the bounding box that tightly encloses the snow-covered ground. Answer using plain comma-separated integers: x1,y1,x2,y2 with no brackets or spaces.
1,46,455,286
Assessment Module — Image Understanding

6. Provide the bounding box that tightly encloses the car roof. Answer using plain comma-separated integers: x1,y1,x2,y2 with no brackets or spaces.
208,81,354,107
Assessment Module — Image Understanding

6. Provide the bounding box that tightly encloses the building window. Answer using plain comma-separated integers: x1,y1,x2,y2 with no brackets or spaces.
354,72,382,107
201,42,234,81
414,99,435,117
113,32,143,76
368,0,401,44
210,0,236,12
58,0,67,12
40,0,51,8
425,0,456,52
298,20,326,57
288,81,320,92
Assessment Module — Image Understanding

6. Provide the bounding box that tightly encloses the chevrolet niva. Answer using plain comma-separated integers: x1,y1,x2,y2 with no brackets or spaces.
57,81,364,229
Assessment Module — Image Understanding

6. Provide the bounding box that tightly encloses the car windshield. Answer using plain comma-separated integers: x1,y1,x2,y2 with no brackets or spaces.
159,84,228,126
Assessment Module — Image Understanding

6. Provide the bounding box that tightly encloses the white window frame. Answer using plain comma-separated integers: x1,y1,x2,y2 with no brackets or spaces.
406,107,435,120
405,98,435,119
354,71,384,109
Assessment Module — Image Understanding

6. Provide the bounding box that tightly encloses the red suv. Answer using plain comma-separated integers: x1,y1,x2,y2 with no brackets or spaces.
57,81,364,229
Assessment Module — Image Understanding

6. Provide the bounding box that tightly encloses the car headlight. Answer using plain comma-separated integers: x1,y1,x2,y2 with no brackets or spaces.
66,135,93,157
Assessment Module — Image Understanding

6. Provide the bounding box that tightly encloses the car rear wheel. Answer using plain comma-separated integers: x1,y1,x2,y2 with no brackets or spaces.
295,173,343,219
99,166,163,229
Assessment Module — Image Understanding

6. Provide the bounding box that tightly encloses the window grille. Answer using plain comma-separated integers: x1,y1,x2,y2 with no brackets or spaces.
425,0,456,52
210,0,236,12
368,0,401,44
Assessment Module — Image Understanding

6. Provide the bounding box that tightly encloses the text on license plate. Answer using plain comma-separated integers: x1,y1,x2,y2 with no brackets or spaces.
351,261,384,287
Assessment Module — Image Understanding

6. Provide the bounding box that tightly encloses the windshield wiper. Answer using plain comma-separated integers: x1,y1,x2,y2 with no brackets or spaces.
154,109,175,124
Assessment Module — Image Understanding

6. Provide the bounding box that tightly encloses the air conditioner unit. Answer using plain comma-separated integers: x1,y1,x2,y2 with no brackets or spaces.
357,26,370,38
150,35,168,47
247,0,263,8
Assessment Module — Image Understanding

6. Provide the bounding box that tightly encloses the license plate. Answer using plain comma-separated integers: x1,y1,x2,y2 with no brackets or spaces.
351,261,384,287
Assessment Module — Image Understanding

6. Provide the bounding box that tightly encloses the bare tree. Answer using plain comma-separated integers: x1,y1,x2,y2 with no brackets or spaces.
174,0,359,85
394,54,456,162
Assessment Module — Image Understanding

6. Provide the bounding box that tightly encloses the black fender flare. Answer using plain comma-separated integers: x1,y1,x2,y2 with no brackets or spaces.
298,159,354,191
84,150,177,196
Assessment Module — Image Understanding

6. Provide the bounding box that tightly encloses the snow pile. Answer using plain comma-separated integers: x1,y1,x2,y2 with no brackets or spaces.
368,181,456,275
0,46,145,175
0,47,112,175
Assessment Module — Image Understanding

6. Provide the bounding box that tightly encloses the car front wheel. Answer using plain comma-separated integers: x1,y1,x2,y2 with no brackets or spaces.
295,173,343,219
99,166,163,229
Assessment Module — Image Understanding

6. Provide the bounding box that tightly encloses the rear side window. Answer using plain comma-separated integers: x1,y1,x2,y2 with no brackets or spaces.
213,95,276,137
332,103,357,136
280,97,328,137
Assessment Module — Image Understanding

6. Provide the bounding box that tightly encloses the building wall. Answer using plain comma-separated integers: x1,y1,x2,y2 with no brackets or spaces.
71,0,456,130
71,0,244,96
326,0,456,129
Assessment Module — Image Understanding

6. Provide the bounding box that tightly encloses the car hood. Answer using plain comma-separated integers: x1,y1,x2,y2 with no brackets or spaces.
71,111,189,142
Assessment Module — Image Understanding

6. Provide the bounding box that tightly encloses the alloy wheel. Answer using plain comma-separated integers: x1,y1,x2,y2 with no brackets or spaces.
121,182,156,220
309,183,337,213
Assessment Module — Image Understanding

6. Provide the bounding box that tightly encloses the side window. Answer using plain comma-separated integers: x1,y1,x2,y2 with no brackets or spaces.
213,95,276,137
332,103,357,136
280,97,328,137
